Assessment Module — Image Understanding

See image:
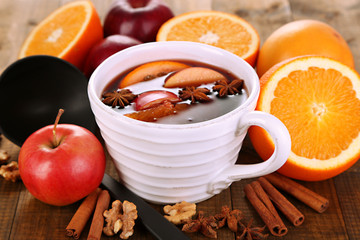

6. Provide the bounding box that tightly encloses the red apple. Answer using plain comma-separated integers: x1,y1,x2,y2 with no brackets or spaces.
103,0,174,42
84,34,142,78
18,110,106,206
135,90,180,110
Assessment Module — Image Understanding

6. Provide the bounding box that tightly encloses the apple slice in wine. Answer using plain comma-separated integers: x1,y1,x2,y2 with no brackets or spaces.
164,67,227,88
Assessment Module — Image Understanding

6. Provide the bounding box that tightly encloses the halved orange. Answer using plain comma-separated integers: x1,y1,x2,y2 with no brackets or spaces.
120,61,190,88
18,0,103,70
156,11,260,67
249,56,360,181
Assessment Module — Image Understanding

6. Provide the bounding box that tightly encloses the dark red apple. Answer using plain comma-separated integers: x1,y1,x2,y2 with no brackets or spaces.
135,90,180,110
84,34,142,78
103,0,174,42
18,110,106,206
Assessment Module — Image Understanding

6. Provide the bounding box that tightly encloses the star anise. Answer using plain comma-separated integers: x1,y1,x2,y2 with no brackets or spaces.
214,205,244,232
182,211,218,239
102,89,137,108
212,79,244,98
178,86,211,104
237,219,268,240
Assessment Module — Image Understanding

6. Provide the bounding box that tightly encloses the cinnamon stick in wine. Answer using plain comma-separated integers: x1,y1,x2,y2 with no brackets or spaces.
264,172,329,213
258,177,305,226
66,188,102,239
87,190,111,240
244,183,288,236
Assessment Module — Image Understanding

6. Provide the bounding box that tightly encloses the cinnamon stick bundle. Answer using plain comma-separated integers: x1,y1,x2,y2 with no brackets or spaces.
244,183,288,236
66,188,102,239
250,181,288,234
258,177,305,226
87,190,111,240
264,173,329,213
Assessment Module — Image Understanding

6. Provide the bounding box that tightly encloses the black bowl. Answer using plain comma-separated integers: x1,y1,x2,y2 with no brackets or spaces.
0,55,96,146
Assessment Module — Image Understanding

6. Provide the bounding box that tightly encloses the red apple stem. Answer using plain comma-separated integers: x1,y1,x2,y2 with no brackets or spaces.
53,109,64,147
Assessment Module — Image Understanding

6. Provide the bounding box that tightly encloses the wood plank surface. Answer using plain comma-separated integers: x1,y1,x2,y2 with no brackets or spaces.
1,0,360,239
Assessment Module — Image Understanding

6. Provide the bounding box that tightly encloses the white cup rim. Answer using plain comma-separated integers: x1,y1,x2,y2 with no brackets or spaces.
88,41,260,129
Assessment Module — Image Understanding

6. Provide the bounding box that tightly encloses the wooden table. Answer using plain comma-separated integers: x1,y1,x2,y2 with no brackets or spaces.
1,0,359,239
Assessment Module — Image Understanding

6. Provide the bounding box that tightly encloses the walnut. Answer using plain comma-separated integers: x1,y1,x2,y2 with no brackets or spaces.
103,200,122,236
103,200,138,239
119,201,138,239
0,150,10,165
163,201,197,225
0,161,20,182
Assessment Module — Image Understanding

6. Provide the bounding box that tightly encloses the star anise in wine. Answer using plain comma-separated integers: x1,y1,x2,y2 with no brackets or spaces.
237,219,268,240
212,79,244,98
178,86,211,104
102,89,137,108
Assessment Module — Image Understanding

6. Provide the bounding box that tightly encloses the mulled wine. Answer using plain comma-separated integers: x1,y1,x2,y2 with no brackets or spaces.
101,60,248,124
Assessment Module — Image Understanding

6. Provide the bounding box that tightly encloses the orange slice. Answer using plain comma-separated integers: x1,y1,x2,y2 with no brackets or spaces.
164,67,226,88
18,0,103,70
120,61,190,88
249,56,360,181
156,11,260,67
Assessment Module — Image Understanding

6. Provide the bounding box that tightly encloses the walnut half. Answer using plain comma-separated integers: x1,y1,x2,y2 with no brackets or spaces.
103,200,138,239
163,201,197,225
0,161,20,182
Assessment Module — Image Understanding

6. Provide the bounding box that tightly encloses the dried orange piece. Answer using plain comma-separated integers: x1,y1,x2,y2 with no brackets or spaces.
120,61,190,88
164,67,226,88
249,56,360,181
125,101,189,122
18,1,103,70
156,11,260,67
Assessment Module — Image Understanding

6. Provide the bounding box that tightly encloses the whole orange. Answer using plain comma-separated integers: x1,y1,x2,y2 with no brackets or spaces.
256,19,354,77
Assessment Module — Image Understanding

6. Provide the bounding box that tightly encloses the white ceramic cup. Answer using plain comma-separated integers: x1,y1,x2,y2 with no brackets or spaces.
88,41,291,204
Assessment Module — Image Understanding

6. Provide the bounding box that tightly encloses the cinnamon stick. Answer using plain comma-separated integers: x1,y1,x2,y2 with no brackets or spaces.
87,190,111,240
66,188,102,239
264,173,329,213
250,181,288,235
258,177,305,226
244,183,287,236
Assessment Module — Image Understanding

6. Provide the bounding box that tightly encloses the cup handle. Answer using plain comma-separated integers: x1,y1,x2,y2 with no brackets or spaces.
208,111,291,195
